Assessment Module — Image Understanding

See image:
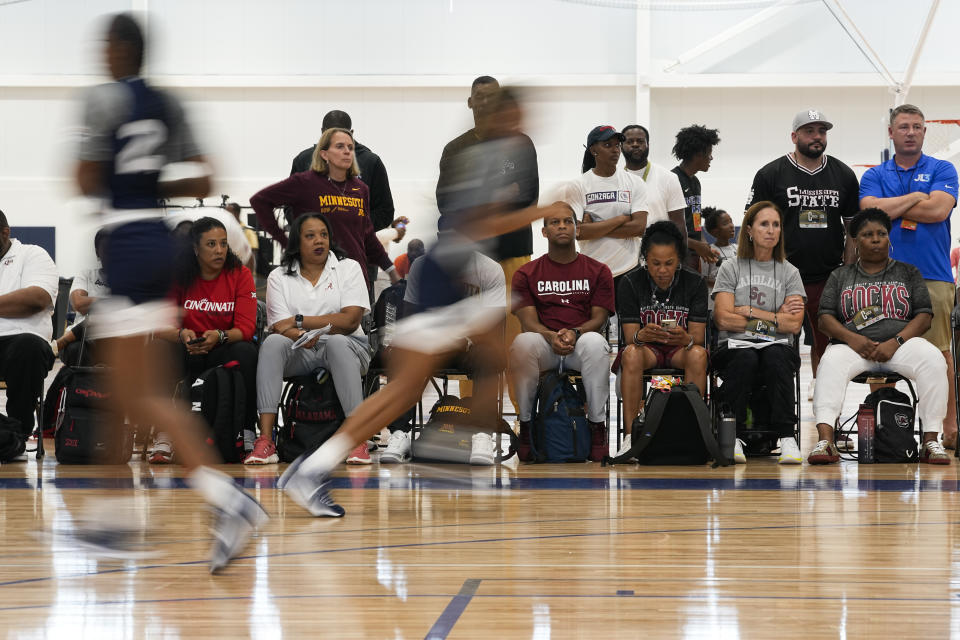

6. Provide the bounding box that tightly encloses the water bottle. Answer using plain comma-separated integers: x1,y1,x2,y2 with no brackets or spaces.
719,408,736,464
857,403,875,464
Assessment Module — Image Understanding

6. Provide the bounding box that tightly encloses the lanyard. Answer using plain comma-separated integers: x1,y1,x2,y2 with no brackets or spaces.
848,259,892,320
648,269,678,311
641,162,651,182
893,157,919,194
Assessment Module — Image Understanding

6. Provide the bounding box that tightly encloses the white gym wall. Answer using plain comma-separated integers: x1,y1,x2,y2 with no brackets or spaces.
1,0,958,275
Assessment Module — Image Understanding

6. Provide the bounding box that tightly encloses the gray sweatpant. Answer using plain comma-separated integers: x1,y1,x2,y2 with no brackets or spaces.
256,332,371,416
510,331,610,423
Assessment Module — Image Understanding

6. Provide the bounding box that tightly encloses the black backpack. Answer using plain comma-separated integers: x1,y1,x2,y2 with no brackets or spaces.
255,235,274,278
42,365,73,438
529,370,591,463
0,414,24,462
370,280,407,359
54,367,132,464
411,395,517,463
181,362,246,463
277,369,344,462
609,383,727,466
864,387,918,463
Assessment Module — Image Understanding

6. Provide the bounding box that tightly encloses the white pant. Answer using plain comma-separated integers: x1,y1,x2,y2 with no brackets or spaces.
510,331,610,423
813,338,946,433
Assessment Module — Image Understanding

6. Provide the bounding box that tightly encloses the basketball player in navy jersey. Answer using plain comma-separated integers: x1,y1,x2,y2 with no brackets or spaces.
70,13,267,573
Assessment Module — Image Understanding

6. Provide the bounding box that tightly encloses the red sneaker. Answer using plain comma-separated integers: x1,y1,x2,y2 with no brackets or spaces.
517,421,532,462
243,437,279,465
589,421,608,462
346,442,372,465
148,439,173,465
920,440,951,465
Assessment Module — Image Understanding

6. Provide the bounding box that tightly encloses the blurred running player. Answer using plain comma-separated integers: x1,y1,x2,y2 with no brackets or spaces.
70,13,267,572
278,87,573,516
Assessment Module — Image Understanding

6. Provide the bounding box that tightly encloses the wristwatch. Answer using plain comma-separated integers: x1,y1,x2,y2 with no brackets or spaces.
295,314,304,330
573,328,582,341
894,334,905,346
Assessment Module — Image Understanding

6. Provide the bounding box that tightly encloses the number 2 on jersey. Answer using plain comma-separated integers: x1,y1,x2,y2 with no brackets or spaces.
115,119,168,174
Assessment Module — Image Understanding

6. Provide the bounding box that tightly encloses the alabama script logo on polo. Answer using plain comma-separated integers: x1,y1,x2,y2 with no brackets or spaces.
585,190,631,205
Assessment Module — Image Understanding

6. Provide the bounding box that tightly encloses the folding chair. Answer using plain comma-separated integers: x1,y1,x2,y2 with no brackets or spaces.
833,371,920,461
953,301,960,458
613,319,703,450
29,276,74,459
707,311,801,457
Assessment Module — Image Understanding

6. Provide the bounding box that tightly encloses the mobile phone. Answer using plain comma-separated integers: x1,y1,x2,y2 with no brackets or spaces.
661,318,677,329
188,337,205,345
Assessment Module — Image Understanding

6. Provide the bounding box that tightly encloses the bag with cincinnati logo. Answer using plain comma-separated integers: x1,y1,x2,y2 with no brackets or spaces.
54,367,132,464
180,362,246,463
864,387,918,463
277,368,344,463
411,395,517,464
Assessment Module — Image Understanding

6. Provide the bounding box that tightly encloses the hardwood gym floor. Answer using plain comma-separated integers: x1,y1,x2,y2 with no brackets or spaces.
1,352,958,639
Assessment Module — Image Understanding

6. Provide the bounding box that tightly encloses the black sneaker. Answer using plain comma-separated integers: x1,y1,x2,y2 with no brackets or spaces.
208,489,269,574
279,454,345,518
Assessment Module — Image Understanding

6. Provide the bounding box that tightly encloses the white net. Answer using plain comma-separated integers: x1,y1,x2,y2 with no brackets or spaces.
555,0,815,10
923,120,960,161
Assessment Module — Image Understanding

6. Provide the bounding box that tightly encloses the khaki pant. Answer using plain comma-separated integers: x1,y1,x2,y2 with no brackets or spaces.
460,255,529,410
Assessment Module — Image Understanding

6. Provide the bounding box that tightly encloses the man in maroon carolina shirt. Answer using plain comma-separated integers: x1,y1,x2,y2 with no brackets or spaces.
510,211,615,461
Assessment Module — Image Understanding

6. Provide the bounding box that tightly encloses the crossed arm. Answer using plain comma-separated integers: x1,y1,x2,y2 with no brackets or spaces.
860,190,955,223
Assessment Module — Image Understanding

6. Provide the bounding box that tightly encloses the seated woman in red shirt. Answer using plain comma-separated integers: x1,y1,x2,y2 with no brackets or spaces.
152,217,259,464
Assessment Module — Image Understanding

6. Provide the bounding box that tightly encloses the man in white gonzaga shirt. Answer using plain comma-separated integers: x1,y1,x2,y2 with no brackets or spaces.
565,125,649,283
0,209,58,439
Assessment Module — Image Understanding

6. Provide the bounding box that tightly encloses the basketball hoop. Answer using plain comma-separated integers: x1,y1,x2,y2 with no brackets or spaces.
923,119,960,161
856,119,960,173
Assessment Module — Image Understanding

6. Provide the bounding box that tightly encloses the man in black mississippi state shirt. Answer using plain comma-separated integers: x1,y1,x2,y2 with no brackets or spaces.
746,108,859,400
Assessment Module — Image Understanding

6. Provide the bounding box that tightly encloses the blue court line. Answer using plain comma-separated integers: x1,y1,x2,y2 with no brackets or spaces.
424,578,481,640
2,518,956,590
0,588,958,614
0,504,946,563
4,475,960,492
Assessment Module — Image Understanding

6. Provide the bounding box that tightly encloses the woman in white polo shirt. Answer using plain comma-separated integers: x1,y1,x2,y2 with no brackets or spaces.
250,213,371,465
565,125,649,282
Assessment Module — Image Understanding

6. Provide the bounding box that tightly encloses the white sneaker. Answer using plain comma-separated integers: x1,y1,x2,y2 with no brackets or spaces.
615,436,634,460
733,438,746,464
148,436,173,464
807,378,816,401
778,437,803,465
379,430,412,464
469,432,496,466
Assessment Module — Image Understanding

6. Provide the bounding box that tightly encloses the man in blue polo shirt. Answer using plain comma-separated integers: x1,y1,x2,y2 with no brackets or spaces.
860,103,960,450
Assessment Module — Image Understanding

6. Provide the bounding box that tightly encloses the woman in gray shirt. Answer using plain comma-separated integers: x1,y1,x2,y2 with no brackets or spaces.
713,201,806,464
808,208,950,465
